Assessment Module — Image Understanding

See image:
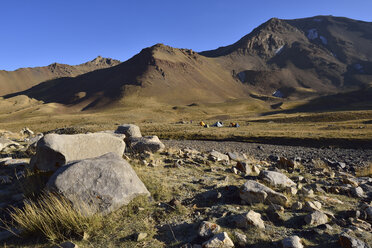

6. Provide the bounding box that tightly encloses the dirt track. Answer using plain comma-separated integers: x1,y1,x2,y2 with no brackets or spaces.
163,139,372,167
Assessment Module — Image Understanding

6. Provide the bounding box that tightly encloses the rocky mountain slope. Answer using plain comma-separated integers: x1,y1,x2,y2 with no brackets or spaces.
0,56,120,96
3,15,372,111
201,15,372,97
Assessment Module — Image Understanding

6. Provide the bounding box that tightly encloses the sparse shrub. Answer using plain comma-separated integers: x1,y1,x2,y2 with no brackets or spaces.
356,162,372,177
7,192,103,241
312,159,331,172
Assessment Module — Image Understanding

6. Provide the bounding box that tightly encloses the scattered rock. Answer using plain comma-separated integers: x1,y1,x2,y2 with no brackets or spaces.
339,233,369,248
115,124,142,138
245,210,265,229
278,157,297,170
267,204,284,213
351,187,366,198
239,180,288,206
209,151,229,163
259,170,296,188
305,211,329,226
300,187,315,198
129,136,165,153
365,206,372,221
236,161,252,175
292,201,303,210
20,127,34,137
30,133,126,172
136,232,148,241
47,153,150,215
281,235,303,248
227,152,247,162
303,201,322,212
286,187,298,196
198,221,221,238
0,137,20,152
251,164,261,174
202,232,234,248
232,231,247,246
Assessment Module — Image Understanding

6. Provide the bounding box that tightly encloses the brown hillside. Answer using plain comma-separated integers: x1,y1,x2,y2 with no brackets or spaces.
6,44,250,110
0,56,120,96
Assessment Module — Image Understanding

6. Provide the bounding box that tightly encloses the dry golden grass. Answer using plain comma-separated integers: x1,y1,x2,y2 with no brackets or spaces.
0,95,371,148
355,162,372,177
7,192,103,241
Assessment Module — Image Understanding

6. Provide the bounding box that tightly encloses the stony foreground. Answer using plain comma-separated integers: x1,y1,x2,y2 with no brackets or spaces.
0,127,371,247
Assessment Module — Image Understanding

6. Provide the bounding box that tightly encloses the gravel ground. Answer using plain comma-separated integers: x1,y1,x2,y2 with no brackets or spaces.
163,139,372,167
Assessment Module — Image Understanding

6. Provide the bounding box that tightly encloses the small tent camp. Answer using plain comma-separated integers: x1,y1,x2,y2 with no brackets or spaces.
212,121,223,127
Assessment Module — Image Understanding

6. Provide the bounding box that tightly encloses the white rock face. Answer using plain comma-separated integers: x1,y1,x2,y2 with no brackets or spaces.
319,36,327,45
307,29,318,40
202,232,234,248
275,45,285,54
30,133,126,172
47,153,150,215
259,170,296,188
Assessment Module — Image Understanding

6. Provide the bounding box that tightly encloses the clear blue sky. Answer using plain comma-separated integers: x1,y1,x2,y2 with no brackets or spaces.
1,0,371,70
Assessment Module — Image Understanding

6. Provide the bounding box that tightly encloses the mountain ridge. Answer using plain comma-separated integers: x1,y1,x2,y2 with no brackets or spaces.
0,56,121,96
3,15,372,111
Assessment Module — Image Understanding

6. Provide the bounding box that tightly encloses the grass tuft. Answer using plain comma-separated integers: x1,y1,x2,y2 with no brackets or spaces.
356,162,372,177
7,192,103,241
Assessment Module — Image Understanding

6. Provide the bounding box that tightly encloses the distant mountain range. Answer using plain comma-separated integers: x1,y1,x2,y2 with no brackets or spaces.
0,56,120,95
2,15,372,111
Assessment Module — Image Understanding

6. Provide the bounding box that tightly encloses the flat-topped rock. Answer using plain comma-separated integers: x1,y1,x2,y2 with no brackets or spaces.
30,133,125,171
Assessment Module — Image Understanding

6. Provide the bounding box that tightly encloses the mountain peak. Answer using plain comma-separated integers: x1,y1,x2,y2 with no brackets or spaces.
85,56,120,66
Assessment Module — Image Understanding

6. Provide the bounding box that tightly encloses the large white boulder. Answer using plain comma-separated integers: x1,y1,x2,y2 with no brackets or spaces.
47,153,150,215
30,133,125,171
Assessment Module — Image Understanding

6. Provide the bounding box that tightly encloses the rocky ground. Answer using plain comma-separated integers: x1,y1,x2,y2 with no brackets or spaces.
0,126,371,248
163,140,372,169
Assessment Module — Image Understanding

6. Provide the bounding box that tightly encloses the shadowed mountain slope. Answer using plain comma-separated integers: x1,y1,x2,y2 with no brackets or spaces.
0,56,120,96
5,44,250,110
